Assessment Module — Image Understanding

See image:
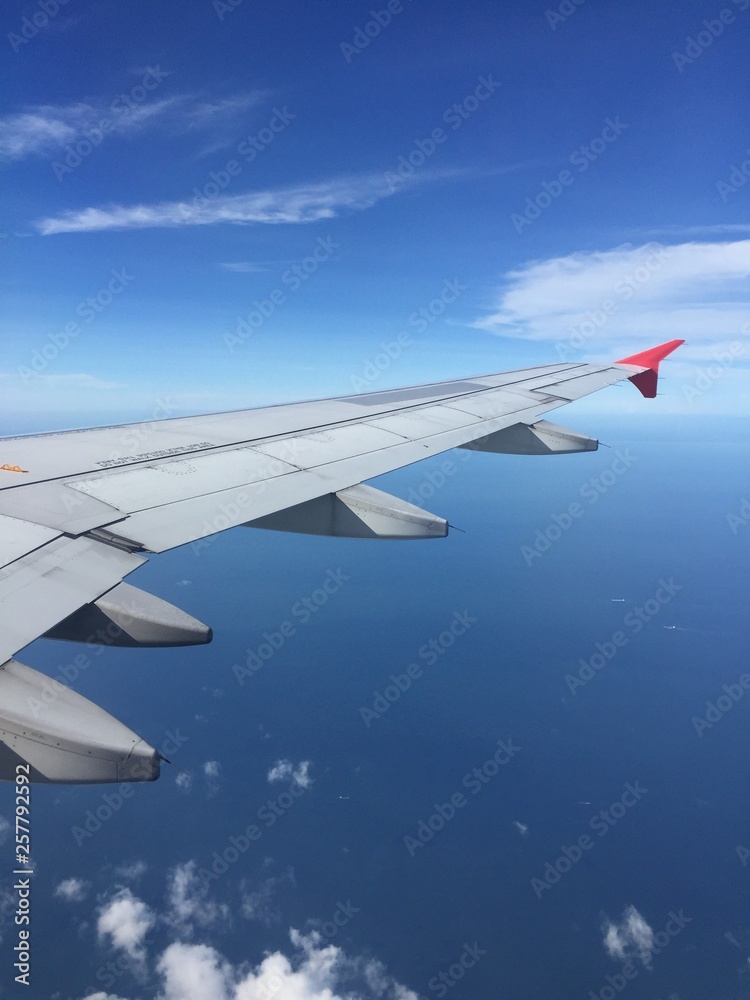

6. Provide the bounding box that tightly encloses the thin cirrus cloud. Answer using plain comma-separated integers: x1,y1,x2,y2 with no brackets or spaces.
0,91,264,162
34,173,413,235
474,239,750,355
0,99,182,161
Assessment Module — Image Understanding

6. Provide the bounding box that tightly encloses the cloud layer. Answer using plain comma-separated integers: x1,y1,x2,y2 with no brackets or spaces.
475,239,750,357
78,863,417,1000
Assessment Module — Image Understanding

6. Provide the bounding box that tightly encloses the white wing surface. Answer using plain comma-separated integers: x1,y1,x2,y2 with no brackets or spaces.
0,340,683,783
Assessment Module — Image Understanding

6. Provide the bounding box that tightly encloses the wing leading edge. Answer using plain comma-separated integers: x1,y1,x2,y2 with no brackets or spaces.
0,341,683,783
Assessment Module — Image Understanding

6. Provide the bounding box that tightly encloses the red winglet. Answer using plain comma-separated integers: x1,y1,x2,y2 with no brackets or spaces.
615,339,685,398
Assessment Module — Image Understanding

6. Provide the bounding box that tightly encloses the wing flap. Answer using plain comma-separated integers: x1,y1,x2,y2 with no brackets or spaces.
0,514,62,569
0,534,146,666
106,389,563,552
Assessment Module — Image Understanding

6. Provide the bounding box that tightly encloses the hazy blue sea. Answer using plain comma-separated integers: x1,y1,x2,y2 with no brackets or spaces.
2,414,749,999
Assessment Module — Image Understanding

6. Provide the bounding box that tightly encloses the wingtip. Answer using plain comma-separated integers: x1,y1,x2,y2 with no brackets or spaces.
615,339,685,399
615,339,685,368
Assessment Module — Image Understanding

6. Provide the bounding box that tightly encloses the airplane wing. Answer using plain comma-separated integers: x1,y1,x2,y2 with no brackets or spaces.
0,339,683,784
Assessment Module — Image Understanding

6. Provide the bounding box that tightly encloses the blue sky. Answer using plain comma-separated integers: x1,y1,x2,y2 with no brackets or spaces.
3,4,750,999
2,0,749,431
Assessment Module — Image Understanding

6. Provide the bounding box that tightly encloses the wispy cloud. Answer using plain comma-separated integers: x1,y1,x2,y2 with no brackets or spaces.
239,866,296,926
165,860,230,935
637,223,750,238
203,759,222,797
474,239,750,354
0,372,123,389
602,905,655,966
35,173,411,235
0,99,181,162
219,260,289,273
0,90,264,163
114,860,147,882
267,758,314,791
54,877,90,902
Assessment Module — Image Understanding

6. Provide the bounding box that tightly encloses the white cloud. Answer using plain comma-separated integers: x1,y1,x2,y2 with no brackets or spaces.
156,942,233,1000
474,239,750,355
0,109,78,158
97,888,155,967
79,993,130,1000
81,866,420,1000
152,929,419,1000
35,173,412,235
175,771,193,793
54,877,90,902
165,861,230,935
203,760,222,796
267,759,313,790
0,815,9,846
0,90,263,164
0,99,182,161
114,861,147,882
602,905,655,966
